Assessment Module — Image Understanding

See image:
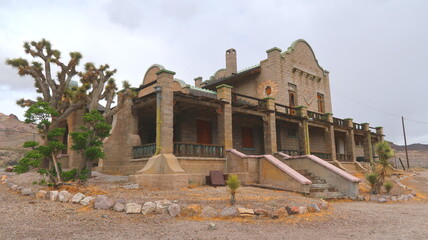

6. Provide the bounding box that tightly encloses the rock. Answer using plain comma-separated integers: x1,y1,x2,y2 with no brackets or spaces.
101,214,108,218
201,206,218,218
181,204,202,217
35,190,47,199
271,207,288,219
168,204,181,217
20,187,33,196
286,206,300,215
141,202,157,215
11,184,18,191
310,203,321,212
254,208,269,217
122,183,139,189
80,196,95,206
58,190,72,202
319,200,329,209
220,206,238,217
5,166,13,172
113,202,125,212
237,207,255,217
411,191,417,196
46,191,59,201
369,195,378,202
208,223,217,230
407,194,414,199
125,203,142,214
378,198,386,203
155,199,172,214
398,195,409,201
357,195,365,201
391,196,397,201
298,206,308,214
363,195,370,201
71,193,85,203
94,195,115,209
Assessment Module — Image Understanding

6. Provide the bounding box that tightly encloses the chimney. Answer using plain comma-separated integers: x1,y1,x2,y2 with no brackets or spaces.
194,76,202,88
225,48,237,76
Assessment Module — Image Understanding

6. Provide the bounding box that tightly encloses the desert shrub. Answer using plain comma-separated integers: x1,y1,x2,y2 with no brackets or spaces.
61,168,78,182
226,174,240,205
384,181,394,194
365,173,378,194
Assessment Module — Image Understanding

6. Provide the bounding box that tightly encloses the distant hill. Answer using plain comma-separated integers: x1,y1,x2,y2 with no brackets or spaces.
390,143,428,151
390,142,428,169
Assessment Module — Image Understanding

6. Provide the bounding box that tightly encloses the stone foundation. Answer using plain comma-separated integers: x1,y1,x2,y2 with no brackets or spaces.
129,174,190,190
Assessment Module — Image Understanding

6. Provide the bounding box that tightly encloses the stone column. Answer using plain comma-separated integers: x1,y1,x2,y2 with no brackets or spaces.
297,106,310,155
376,127,384,142
324,113,336,161
67,108,85,169
262,97,277,154
362,123,373,165
344,118,356,162
194,76,202,88
216,84,233,150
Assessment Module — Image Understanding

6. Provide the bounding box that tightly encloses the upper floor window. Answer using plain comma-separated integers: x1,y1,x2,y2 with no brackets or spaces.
288,83,297,107
317,93,325,113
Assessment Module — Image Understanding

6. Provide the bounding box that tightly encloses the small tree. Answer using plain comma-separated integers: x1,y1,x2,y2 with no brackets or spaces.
365,173,378,194
226,174,240,205
70,110,111,179
384,181,393,194
374,141,394,193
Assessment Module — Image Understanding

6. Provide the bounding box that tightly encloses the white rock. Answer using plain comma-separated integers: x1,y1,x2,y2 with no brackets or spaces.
125,203,142,214
168,204,181,217
80,196,94,206
113,202,125,212
220,206,238,217
10,184,18,191
71,193,85,203
58,190,72,202
94,195,115,209
35,190,47,199
298,206,308,214
47,191,59,201
378,198,386,203
141,202,156,215
20,187,33,196
201,206,218,218
155,199,172,214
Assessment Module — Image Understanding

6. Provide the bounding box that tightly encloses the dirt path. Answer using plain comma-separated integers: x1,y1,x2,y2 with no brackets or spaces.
1,172,427,240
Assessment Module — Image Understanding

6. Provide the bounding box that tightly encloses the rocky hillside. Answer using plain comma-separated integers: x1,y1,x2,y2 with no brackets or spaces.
0,113,40,167
390,143,428,169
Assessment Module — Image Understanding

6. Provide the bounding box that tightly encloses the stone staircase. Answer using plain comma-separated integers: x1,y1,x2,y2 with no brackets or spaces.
296,169,346,199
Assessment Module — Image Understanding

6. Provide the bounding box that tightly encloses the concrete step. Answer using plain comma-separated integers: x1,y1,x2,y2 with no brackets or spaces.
310,184,338,193
310,191,346,199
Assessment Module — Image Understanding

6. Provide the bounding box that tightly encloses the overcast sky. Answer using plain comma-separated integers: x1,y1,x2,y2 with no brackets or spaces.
1,0,427,145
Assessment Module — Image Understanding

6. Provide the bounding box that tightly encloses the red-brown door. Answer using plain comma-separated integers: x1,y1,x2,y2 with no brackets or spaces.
197,120,212,144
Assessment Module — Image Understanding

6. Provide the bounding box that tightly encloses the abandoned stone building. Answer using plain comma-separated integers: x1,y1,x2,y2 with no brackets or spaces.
64,39,383,197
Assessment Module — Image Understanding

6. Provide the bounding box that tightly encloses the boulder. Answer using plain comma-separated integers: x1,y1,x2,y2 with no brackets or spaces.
319,200,329,209
59,190,72,202
94,195,115,209
271,207,288,219
309,203,321,213
220,206,238,217
254,208,269,217
155,199,172,214
35,190,47,199
391,196,397,201
46,191,59,201
20,187,33,196
407,194,414,199
286,206,300,215
181,204,203,217
11,184,18,191
238,207,255,217
378,198,387,203
141,202,157,215
201,206,219,218
113,202,125,212
125,203,142,214
357,195,365,201
168,204,181,217
80,196,95,206
298,206,308,214
71,193,85,203
5,166,13,172
369,195,378,202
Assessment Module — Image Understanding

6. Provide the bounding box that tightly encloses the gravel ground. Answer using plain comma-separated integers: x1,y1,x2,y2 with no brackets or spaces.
0,170,427,240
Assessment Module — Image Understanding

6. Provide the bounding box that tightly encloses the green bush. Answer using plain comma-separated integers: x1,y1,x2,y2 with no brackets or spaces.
384,181,393,194
365,173,378,194
226,174,240,205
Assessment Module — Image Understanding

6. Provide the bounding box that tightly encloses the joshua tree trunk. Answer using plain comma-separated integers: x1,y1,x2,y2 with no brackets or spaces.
230,192,236,205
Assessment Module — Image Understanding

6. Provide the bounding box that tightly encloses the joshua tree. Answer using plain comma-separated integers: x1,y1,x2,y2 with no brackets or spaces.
374,141,394,193
226,174,240,205
365,172,378,194
6,39,118,168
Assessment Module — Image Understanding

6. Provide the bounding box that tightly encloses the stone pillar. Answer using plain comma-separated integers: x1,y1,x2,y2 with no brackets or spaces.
376,127,384,142
344,118,356,162
297,106,310,155
134,69,185,175
324,113,336,161
262,97,277,154
194,76,202,88
225,49,237,76
216,84,233,150
362,123,373,164
67,108,85,169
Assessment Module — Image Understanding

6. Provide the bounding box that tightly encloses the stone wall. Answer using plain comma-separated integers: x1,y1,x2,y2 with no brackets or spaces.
309,126,327,153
